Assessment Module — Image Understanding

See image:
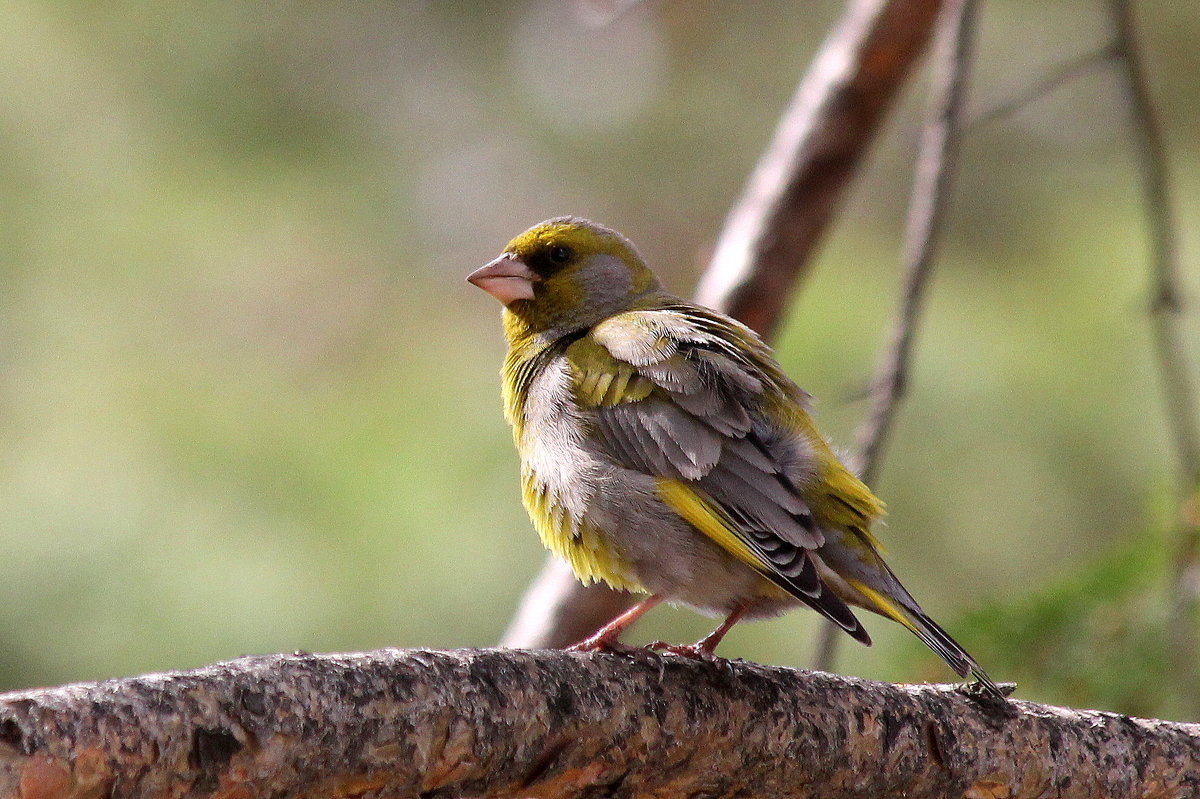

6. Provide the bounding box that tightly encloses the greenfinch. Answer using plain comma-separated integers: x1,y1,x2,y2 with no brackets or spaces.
469,216,1000,697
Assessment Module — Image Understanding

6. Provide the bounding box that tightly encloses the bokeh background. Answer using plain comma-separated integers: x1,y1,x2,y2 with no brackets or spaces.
2,1,1197,718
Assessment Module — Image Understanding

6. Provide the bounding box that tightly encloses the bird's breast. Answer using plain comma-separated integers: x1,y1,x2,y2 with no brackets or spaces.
516,357,597,509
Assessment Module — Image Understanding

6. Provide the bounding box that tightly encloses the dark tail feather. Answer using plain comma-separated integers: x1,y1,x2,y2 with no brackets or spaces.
906,605,1005,701
763,557,873,646
841,543,1008,700
805,588,872,646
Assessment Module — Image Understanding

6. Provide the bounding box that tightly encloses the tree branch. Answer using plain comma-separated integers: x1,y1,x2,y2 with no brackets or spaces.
499,557,633,650
0,648,1195,799
1107,0,1200,716
503,0,946,651
695,0,944,333
853,0,977,483
1108,1,1200,496
817,0,978,674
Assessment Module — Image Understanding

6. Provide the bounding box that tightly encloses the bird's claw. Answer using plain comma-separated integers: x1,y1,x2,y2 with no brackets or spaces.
960,678,1017,708
647,641,738,679
566,635,641,656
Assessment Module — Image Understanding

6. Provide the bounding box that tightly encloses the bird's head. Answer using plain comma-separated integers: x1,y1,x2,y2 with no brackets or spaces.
468,217,662,334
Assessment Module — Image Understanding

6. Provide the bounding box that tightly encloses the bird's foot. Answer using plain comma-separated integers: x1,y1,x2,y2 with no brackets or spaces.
960,678,1017,708
566,633,641,656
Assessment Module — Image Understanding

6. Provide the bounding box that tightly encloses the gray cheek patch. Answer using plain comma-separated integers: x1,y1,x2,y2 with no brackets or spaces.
575,253,634,314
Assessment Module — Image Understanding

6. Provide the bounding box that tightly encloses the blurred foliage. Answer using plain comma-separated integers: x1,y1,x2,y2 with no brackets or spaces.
903,500,1180,718
967,529,1171,717
0,0,1197,721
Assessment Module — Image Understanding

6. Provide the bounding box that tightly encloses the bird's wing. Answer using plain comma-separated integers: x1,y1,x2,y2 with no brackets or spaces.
565,306,869,642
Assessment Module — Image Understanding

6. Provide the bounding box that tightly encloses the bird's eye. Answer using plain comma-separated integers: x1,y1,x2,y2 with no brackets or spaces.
548,245,573,264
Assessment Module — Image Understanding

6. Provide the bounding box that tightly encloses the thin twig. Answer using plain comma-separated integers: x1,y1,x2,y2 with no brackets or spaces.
1108,1,1200,483
817,0,980,673
967,43,1119,129
503,0,946,650
1107,0,1200,715
854,0,979,482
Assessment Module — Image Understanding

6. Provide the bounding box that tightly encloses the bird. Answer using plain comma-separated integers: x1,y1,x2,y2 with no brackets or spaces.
468,215,1002,698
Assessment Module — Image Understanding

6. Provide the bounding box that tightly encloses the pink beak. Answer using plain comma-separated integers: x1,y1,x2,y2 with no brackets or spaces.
467,253,538,305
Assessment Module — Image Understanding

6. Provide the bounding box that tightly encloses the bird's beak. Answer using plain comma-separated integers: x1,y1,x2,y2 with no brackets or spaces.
467,253,538,305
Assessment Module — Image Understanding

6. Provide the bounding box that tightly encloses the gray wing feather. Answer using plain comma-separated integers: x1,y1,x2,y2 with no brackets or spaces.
641,357,705,394
589,310,828,580
700,465,819,547
599,399,722,480
722,436,780,476
692,348,764,395
596,406,645,469
598,404,676,476
674,389,752,436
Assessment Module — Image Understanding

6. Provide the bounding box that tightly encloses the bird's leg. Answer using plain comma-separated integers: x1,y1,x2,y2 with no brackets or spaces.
567,595,663,653
649,604,749,659
694,604,749,653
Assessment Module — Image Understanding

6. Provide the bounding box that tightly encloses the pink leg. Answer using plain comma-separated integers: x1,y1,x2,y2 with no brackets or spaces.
650,603,750,658
567,595,663,653
694,604,750,654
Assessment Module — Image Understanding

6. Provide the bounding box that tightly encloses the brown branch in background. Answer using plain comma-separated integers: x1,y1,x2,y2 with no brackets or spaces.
1107,0,1200,716
696,0,944,333
3,648,1199,799
816,0,980,674
499,555,631,650
503,0,946,650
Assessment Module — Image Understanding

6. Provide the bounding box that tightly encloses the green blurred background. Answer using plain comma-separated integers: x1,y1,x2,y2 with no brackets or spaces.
2,1,1197,719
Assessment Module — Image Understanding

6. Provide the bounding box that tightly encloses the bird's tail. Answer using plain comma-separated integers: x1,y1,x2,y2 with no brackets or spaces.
848,573,1005,701
817,527,1007,701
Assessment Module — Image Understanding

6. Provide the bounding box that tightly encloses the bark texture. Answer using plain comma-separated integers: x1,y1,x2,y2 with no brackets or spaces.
1,648,1196,799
